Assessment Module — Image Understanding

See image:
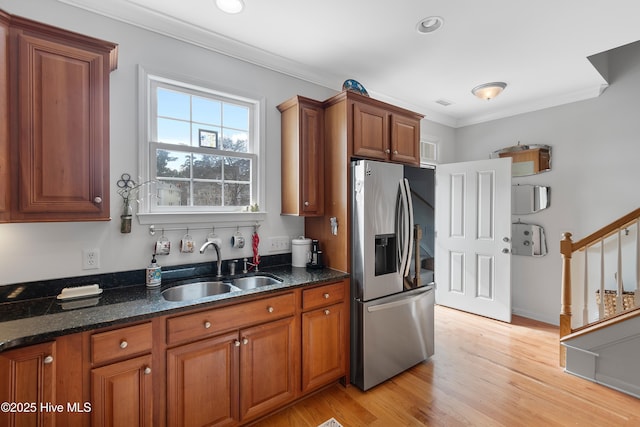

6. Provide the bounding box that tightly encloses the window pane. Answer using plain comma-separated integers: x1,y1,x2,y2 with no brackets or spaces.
221,129,248,152
193,154,222,179
156,150,190,178
223,103,248,130
157,180,189,206
224,183,250,206
224,157,251,181
158,118,190,145
194,182,222,206
193,96,221,125
157,88,190,120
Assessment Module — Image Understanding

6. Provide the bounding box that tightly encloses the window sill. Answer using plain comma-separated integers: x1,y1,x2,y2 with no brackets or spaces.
136,211,267,226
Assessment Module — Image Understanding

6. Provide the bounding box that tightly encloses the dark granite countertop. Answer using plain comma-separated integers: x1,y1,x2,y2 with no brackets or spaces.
0,265,348,352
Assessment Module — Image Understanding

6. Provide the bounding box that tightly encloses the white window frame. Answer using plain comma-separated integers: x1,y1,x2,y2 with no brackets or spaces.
136,65,266,225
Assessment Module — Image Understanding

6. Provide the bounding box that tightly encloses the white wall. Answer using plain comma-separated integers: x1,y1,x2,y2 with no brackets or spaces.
454,41,640,324
0,0,336,285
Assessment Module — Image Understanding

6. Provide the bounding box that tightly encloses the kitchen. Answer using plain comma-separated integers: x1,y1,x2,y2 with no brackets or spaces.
0,0,447,424
3,0,640,425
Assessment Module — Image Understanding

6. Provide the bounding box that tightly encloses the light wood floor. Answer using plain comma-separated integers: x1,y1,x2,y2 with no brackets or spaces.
253,305,640,426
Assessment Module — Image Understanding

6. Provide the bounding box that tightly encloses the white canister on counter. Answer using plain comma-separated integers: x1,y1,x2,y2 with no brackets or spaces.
291,237,312,267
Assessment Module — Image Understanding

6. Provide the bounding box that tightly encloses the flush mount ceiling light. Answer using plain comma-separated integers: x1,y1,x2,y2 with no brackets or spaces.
471,82,507,100
216,0,245,14
416,16,444,34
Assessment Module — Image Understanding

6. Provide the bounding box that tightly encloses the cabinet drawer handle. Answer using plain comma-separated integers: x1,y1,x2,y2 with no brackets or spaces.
204,321,211,329
323,293,330,299
144,366,151,375
94,196,102,204
324,309,330,315
267,306,274,313
242,338,249,345
43,355,54,364
120,340,128,349
234,340,241,347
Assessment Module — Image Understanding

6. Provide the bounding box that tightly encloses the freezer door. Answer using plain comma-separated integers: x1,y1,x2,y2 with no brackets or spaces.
351,286,434,391
352,160,404,301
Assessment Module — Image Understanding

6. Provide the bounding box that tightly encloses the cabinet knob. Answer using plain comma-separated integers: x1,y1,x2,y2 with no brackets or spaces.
119,340,128,349
385,149,391,154
242,338,249,345
234,340,241,347
267,306,274,313
393,150,398,154
324,309,330,315
304,201,310,207
323,293,330,299
144,366,151,375
204,321,211,329
94,196,102,204
43,355,54,364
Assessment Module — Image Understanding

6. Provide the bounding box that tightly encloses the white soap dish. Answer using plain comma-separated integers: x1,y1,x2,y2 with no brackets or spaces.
57,284,103,301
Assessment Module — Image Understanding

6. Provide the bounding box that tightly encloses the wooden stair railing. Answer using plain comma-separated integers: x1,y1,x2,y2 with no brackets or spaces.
559,207,640,367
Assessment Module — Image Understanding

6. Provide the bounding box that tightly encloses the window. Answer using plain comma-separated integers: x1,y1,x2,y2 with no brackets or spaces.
138,68,264,223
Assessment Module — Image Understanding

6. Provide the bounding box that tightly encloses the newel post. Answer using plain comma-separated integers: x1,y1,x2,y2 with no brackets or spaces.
559,232,574,367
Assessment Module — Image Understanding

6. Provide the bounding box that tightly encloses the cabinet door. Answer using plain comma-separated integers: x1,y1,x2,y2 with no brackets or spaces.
13,30,110,221
0,341,56,427
0,12,9,222
299,104,324,215
301,302,346,393
390,114,421,166
239,316,298,422
166,332,239,427
352,101,389,161
279,96,324,216
91,354,153,427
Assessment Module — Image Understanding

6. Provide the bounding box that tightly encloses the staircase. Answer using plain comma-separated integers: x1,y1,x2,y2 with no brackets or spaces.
559,208,640,398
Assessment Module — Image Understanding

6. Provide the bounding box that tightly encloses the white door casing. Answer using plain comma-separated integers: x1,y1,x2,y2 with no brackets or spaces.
435,158,512,322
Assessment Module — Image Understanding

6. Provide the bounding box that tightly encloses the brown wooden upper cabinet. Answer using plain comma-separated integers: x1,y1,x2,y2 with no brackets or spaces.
1,9,117,222
278,96,324,216
352,95,422,166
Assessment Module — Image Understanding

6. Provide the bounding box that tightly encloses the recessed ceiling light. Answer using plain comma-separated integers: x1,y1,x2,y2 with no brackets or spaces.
216,0,245,14
417,16,444,34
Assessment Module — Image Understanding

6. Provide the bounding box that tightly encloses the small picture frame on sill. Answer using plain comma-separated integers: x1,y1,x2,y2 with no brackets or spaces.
199,129,218,148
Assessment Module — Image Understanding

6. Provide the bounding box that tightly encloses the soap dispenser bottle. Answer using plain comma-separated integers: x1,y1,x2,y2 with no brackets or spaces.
146,255,162,288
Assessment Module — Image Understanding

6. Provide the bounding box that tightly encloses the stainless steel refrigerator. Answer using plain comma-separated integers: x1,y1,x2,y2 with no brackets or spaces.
351,159,435,391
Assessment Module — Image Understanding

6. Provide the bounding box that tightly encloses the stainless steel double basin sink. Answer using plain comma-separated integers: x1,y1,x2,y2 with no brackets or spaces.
161,275,282,302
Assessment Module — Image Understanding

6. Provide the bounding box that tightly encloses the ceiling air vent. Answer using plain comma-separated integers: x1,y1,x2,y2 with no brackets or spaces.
435,99,453,106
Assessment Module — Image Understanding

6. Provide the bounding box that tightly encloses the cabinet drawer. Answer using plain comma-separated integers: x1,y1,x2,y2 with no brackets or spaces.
167,293,295,345
91,322,152,365
302,281,346,311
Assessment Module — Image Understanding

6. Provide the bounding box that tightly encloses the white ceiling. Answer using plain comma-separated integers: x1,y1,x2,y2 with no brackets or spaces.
60,0,640,127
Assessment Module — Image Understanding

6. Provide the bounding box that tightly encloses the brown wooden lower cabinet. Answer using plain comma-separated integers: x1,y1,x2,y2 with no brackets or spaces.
91,354,153,427
0,279,348,426
301,302,346,394
239,316,298,422
166,331,239,427
0,341,56,427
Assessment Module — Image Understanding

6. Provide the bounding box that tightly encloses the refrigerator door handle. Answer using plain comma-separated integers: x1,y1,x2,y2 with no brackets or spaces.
366,289,430,312
397,178,415,278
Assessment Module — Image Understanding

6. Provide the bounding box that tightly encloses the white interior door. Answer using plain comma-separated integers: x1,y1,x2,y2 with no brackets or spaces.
435,158,512,322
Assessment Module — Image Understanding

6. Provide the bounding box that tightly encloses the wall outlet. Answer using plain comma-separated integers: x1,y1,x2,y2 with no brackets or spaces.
82,248,101,270
268,236,291,253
